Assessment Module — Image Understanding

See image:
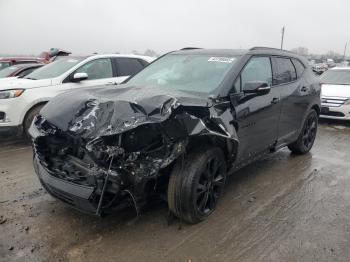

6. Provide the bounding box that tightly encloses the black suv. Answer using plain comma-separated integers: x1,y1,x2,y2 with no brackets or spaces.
30,47,321,224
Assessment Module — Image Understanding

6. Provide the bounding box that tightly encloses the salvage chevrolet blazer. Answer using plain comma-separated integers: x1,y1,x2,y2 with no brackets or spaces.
30,47,321,224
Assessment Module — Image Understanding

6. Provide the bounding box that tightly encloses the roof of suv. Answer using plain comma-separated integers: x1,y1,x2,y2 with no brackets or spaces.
172,47,306,62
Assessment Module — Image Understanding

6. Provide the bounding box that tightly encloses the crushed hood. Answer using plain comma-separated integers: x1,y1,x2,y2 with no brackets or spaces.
40,85,216,138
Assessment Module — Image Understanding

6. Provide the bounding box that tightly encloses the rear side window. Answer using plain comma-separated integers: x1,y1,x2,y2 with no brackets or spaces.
114,58,145,77
272,57,297,85
291,58,305,78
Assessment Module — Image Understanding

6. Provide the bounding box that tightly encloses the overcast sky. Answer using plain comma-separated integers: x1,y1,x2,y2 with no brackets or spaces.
0,0,349,56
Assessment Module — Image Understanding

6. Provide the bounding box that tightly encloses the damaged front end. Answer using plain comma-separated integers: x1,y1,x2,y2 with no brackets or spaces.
30,87,238,215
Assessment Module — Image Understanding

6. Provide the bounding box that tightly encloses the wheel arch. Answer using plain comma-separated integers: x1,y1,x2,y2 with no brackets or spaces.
186,135,239,166
22,101,48,127
311,104,320,116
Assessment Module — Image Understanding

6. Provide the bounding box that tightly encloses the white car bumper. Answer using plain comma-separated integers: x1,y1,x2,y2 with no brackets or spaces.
320,104,350,120
0,97,25,138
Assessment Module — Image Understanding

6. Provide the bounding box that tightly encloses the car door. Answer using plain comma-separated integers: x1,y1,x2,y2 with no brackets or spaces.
232,56,282,162
113,57,148,83
271,57,309,146
65,58,116,90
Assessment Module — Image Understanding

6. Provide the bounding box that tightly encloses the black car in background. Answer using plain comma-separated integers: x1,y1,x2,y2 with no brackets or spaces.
30,47,321,224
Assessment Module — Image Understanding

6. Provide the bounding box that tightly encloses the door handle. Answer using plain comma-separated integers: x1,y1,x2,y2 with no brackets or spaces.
300,86,309,92
271,97,280,104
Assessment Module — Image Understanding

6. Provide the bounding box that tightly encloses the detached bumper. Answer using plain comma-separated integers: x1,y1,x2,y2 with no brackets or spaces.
33,156,97,214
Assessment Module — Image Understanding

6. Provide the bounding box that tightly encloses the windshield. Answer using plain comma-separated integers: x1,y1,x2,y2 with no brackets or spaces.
0,62,10,71
0,66,18,78
127,54,238,93
320,70,350,85
24,57,83,80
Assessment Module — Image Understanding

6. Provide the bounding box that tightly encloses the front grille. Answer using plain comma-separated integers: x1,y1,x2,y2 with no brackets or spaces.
322,111,345,117
0,112,5,121
321,96,349,107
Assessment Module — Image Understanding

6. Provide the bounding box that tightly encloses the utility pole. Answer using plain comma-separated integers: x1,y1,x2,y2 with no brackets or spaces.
343,42,347,60
280,26,285,50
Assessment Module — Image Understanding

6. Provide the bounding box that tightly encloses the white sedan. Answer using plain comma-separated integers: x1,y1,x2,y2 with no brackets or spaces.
0,54,154,138
320,67,350,120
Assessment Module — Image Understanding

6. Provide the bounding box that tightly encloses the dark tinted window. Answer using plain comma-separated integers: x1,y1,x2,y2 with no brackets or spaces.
13,60,38,65
17,67,40,78
115,58,145,77
241,56,272,89
272,57,297,85
292,58,305,78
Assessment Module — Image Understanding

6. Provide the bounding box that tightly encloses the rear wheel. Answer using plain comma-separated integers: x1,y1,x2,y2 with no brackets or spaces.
23,104,45,138
288,109,318,154
168,147,227,224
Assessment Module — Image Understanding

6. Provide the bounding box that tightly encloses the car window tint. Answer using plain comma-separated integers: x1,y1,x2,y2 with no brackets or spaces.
115,58,145,77
17,67,38,78
241,57,272,90
272,57,297,85
13,61,38,64
291,58,305,78
75,58,113,80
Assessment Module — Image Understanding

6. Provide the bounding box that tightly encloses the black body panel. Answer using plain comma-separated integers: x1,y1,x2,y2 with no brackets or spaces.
30,48,321,214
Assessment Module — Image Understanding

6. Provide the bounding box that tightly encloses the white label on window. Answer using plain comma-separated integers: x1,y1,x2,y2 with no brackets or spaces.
67,59,78,63
208,57,235,63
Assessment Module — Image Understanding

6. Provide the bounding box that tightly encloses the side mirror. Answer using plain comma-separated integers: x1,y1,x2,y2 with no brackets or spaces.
72,72,88,82
243,81,270,95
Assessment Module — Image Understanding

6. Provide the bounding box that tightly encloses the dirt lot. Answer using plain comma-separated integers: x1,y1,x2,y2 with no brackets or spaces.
1,120,350,262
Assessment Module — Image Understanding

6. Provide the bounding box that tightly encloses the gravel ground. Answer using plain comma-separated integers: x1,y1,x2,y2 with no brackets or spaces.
1,119,350,262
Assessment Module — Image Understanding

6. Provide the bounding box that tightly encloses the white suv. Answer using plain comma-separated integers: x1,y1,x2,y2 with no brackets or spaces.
0,54,154,138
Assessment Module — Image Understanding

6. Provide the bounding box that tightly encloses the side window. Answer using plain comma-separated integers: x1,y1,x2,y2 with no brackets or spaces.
75,58,113,80
272,57,297,85
291,58,305,78
115,58,145,77
241,56,272,90
17,67,38,78
13,61,37,65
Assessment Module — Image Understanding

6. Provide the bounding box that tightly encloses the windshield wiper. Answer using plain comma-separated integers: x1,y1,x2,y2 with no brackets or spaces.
25,77,37,80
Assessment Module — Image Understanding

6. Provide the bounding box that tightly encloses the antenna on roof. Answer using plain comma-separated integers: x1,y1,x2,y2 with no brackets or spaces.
281,26,285,50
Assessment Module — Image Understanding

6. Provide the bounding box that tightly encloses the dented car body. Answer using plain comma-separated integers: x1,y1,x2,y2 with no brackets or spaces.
30,48,321,223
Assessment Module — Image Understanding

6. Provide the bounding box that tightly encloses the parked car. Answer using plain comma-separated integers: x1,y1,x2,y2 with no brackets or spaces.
0,48,72,71
0,54,154,138
30,47,321,224
320,67,350,120
0,63,43,78
0,57,44,71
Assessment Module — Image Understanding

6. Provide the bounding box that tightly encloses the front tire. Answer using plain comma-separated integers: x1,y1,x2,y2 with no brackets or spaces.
168,147,227,224
288,109,318,154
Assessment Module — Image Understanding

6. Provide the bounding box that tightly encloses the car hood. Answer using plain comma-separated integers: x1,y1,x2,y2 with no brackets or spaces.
322,84,350,98
0,78,53,91
40,84,214,137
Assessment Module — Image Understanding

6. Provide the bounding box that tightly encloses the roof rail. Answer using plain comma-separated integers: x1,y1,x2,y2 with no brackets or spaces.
180,47,202,50
250,46,294,54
